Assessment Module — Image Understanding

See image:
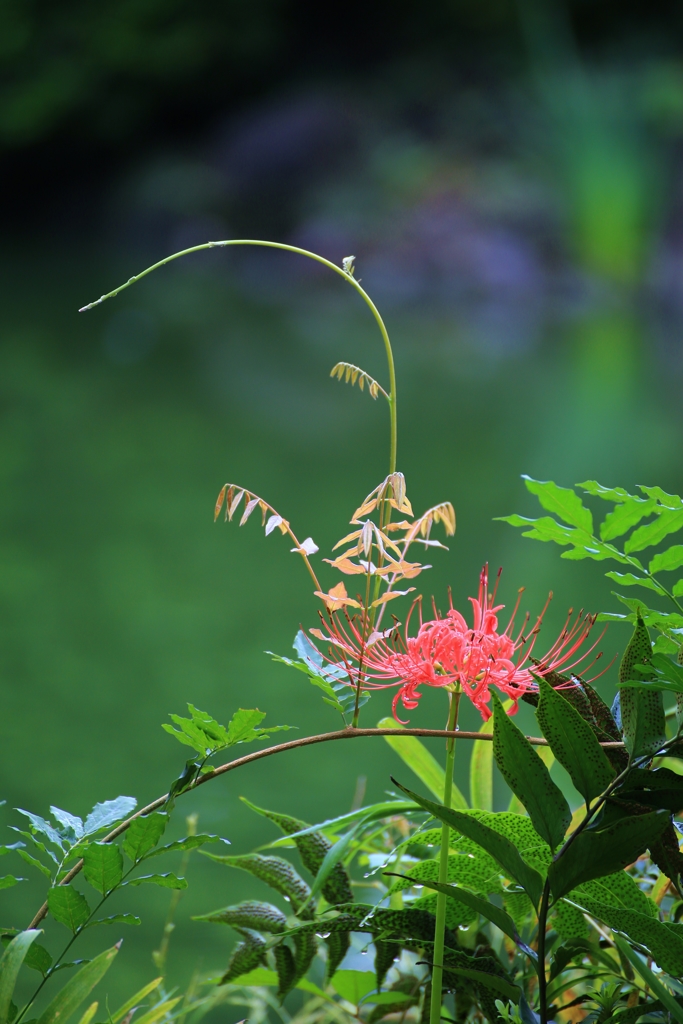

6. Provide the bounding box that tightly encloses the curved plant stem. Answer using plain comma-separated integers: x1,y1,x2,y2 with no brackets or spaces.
26,726,624,929
79,239,398,476
429,688,461,1024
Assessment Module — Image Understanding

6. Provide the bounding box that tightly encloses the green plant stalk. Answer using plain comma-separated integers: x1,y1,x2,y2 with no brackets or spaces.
79,239,398,476
536,878,552,1024
429,687,462,1024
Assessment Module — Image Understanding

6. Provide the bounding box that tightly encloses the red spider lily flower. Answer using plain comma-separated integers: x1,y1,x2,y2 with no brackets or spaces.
310,565,605,722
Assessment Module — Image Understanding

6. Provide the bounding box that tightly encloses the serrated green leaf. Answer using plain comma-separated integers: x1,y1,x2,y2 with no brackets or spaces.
649,545,683,574
36,944,119,1024
0,878,22,891
625,508,683,554
536,678,615,804
82,844,123,895
377,717,464,805
638,485,683,510
548,811,669,899
124,873,186,890
604,572,665,594
578,481,634,501
83,798,136,837
194,900,287,932
224,966,328,999
0,931,41,1024
600,498,658,542
492,693,570,850
49,810,84,842
470,722,493,811
15,812,64,852
47,887,90,932
674,580,683,597
618,616,667,756
225,708,268,745
390,779,544,907
522,476,593,533
494,515,581,547
203,853,311,915
122,813,167,863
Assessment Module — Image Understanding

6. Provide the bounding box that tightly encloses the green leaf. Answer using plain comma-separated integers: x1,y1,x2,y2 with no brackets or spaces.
548,811,669,899
604,572,666,594
494,515,582,547
440,966,519,1001
536,678,615,805
306,820,368,905
47,886,90,932
143,834,227,860
624,508,683,554
491,693,570,850
618,616,667,757
600,498,658,542
638,486,683,510
82,844,123,895
649,545,683,574
85,915,140,928
163,705,291,756
223,966,328,1000
15,812,64,852
386,851,501,897
390,779,544,907
377,717,464,805
330,970,377,1005
392,875,533,958
122,813,168,863
0,931,41,1024
470,722,493,811
202,853,312,915
521,476,593,533
15,850,51,880
578,481,633,502
83,798,136,837
108,978,163,1024
123,873,186,889
49,810,84,842
36,944,119,1024
613,937,683,1023
0,878,21,891
194,900,287,932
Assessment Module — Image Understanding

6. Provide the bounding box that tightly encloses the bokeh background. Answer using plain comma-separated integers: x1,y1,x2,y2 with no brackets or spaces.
2,0,683,1013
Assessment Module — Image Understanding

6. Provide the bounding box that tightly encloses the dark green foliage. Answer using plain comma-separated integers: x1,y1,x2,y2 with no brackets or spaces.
491,692,570,850
241,800,353,904
292,929,317,986
47,886,90,932
548,810,669,898
392,779,544,907
373,939,397,989
536,677,615,804
204,853,312,916
649,823,683,891
82,843,123,895
194,900,287,932
618,617,667,757
273,943,296,1000
219,931,267,985
163,706,292,758
324,931,350,983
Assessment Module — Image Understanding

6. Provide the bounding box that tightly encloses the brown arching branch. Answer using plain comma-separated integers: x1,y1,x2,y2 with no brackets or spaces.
26,726,625,929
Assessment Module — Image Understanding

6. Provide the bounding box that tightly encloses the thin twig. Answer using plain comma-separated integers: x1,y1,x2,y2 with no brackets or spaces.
26,725,625,928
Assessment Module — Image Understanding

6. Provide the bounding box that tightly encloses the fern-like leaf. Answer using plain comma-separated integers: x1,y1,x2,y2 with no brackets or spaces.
330,362,388,401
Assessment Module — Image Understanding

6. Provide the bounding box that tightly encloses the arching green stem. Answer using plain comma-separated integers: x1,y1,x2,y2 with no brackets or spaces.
80,239,398,475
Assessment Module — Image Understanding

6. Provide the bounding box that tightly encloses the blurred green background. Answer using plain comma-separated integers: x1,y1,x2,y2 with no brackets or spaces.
1,0,683,1013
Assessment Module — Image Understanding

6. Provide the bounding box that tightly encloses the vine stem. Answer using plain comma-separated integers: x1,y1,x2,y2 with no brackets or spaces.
429,688,461,1024
26,726,624,929
79,239,398,476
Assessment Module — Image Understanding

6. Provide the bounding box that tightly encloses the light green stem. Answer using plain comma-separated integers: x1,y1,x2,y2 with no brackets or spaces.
430,688,461,1024
80,239,398,476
